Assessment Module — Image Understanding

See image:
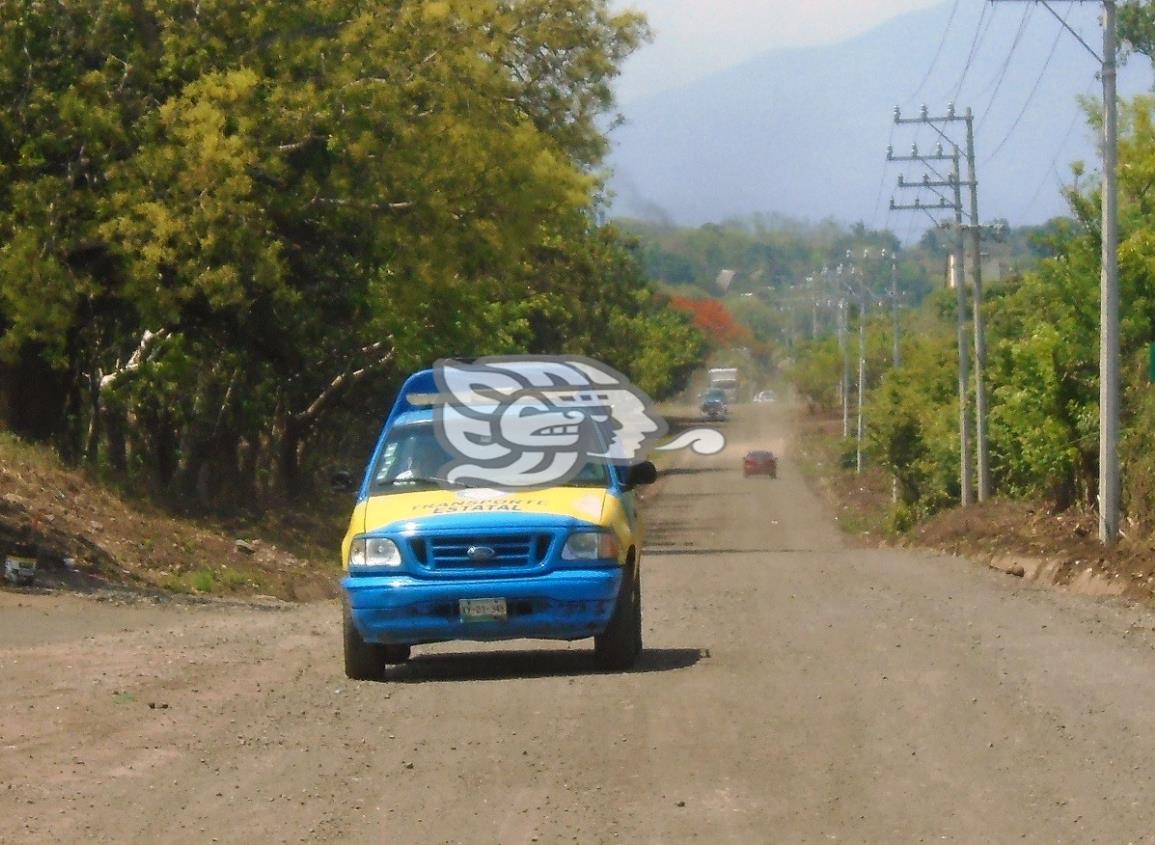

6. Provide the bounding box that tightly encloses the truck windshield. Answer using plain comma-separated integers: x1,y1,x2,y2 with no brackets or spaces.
370,422,613,491
371,424,459,490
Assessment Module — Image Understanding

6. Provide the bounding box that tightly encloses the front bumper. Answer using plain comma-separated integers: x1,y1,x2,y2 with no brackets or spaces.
342,568,623,645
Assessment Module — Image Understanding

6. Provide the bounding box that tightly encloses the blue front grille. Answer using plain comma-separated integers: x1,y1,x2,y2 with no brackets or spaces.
424,534,547,570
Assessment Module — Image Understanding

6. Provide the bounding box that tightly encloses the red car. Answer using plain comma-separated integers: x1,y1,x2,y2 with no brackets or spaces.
743,450,777,478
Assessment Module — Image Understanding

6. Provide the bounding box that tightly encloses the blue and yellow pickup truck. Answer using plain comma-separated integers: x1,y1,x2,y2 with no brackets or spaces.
340,365,658,679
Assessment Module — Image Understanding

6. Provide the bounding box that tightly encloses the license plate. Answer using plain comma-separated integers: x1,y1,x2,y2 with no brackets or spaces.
459,597,507,623
4,556,37,585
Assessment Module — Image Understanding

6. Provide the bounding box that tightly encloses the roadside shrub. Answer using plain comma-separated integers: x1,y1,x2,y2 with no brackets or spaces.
190,570,215,593
867,331,959,515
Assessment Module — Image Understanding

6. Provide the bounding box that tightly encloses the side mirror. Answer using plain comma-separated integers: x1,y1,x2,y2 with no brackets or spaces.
625,461,658,487
329,469,356,493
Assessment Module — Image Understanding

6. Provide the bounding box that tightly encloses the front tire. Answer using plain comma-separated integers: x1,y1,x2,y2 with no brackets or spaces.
382,644,411,664
343,602,387,680
595,566,642,670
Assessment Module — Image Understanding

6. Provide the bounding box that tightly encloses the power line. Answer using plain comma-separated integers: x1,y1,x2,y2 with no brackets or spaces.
1018,82,1094,218
983,4,1072,166
908,0,962,105
989,0,1122,545
952,2,995,103
976,4,1034,133
871,122,897,229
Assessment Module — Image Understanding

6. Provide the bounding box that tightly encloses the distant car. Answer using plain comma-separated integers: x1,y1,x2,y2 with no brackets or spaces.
743,450,777,478
700,394,728,421
753,390,776,403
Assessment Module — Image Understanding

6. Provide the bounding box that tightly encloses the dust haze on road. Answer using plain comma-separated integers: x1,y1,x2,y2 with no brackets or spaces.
2,403,1154,844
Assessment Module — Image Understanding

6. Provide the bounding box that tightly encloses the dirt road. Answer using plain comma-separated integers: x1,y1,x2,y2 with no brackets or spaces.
3,404,1154,844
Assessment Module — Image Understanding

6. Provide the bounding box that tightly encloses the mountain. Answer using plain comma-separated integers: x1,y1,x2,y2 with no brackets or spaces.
606,1,1152,231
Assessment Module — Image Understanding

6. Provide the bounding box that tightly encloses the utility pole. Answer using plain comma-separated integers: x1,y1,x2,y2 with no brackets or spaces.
887,250,901,504
816,266,852,437
948,153,974,507
990,0,1120,542
1103,1,1120,543
839,297,850,439
894,105,990,501
856,266,867,475
827,265,851,440
890,251,902,369
832,256,872,475
963,108,992,501
889,140,975,506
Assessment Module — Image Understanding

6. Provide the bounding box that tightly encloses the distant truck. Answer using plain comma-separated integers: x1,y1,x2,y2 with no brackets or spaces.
708,367,740,403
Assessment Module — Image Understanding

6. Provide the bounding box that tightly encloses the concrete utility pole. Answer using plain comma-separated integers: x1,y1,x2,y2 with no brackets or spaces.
811,257,900,472
963,109,992,501
820,266,851,439
889,140,975,506
839,296,850,439
948,154,974,507
893,105,990,502
1102,2,1120,543
836,263,865,453
889,251,902,369
808,267,854,436
830,255,876,476
990,0,1119,542
855,264,867,475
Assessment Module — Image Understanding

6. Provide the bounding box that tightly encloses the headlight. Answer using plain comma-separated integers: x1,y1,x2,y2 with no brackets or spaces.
348,537,402,568
561,531,620,561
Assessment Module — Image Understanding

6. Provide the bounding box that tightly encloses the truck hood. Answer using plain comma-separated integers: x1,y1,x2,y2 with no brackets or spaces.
361,487,610,535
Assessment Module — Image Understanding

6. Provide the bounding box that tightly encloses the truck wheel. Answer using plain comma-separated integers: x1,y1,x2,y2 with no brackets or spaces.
382,644,411,664
343,602,386,680
595,567,642,670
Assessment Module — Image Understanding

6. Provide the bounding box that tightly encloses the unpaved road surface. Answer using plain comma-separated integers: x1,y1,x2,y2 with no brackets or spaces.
3,405,1154,844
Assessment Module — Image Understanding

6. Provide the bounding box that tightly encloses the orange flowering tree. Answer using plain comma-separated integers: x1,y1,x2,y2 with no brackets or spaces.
667,295,752,348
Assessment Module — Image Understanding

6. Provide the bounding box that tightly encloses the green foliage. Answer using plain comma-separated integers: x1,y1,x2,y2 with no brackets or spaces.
791,336,842,410
0,0,696,503
1121,1,1155,60
623,217,903,300
795,92,1155,534
866,331,960,515
189,569,216,593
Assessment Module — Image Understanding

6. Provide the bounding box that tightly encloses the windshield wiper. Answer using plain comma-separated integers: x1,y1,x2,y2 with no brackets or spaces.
379,476,471,488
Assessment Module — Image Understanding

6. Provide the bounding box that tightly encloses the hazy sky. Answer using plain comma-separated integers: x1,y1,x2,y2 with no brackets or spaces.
612,0,942,101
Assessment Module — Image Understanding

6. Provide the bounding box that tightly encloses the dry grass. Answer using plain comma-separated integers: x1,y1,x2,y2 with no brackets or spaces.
0,432,341,601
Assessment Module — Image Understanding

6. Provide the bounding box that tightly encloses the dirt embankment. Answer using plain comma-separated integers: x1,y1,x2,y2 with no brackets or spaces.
793,410,1155,605
910,501,1155,603
0,435,340,601
0,409,702,603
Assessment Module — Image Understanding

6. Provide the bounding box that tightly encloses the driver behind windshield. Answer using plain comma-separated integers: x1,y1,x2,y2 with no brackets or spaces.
373,425,455,488
371,421,614,490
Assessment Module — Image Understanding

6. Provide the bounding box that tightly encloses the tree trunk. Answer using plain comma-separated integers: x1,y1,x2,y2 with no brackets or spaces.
151,410,178,489
104,407,128,473
0,349,71,445
278,416,308,500
239,435,262,502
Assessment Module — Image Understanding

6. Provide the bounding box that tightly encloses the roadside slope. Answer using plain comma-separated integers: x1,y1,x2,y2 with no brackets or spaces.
0,434,338,599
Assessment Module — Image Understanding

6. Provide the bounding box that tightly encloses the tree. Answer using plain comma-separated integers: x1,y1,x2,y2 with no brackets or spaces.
0,0,693,505
667,296,752,348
